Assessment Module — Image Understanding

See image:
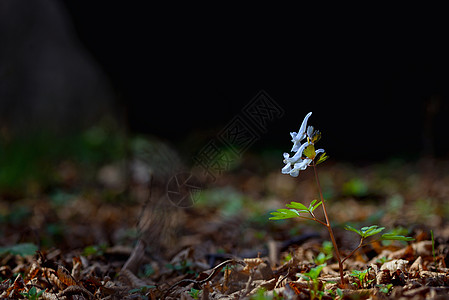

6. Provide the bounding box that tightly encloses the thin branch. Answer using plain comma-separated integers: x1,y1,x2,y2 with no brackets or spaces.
342,238,364,264
296,214,327,226
163,259,245,298
312,217,328,227
342,237,386,264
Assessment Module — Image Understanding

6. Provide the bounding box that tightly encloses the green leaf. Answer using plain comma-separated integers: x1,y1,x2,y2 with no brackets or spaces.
310,200,323,212
314,252,333,265
316,152,329,165
301,264,326,281
344,225,362,236
361,226,377,232
336,288,343,297
0,243,38,257
303,144,316,159
361,225,385,238
309,199,317,207
269,209,300,220
345,225,386,238
277,208,300,215
286,201,308,211
350,269,369,279
381,234,414,241
128,285,156,294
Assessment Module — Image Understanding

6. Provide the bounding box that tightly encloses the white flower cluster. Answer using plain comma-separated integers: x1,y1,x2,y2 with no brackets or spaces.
282,112,325,177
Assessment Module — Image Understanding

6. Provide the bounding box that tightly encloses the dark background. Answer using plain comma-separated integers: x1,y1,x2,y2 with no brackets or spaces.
2,1,449,162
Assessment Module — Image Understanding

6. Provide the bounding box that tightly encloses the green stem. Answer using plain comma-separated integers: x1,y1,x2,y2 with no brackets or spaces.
312,163,346,286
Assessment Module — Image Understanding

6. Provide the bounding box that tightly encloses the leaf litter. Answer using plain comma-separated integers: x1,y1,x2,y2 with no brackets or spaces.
1,156,449,299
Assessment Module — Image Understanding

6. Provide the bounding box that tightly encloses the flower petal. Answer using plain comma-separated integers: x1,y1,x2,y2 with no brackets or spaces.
289,141,310,161
307,126,314,138
285,158,312,177
297,112,312,141
315,148,325,155
281,163,292,174
291,144,298,152
289,169,300,177
297,142,310,157
290,132,298,141
295,158,312,170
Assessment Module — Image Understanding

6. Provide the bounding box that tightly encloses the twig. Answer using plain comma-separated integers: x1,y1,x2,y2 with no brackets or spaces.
162,259,245,298
298,215,328,226
342,238,384,264
342,239,364,264
239,268,255,299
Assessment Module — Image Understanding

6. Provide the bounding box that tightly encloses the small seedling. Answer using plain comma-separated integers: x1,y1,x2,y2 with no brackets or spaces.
282,253,293,264
250,287,281,300
188,288,201,299
270,112,414,287
376,256,391,264
326,287,343,300
128,284,156,299
138,263,155,277
314,252,332,265
300,264,326,300
376,283,393,294
20,287,46,300
251,288,268,300
314,242,333,265
82,244,107,257
350,268,374,289
300,264,326,282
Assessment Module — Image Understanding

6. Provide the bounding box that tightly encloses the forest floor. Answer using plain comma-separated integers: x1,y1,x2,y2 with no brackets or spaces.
1,145,449,299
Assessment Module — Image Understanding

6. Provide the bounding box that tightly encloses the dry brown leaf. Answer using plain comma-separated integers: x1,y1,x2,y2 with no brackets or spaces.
380,259,409,272
57,264,78,287
71,256,82,281
242,257,264,274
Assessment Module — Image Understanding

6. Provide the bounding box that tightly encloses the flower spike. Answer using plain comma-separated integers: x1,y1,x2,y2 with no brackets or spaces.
282,112,327,177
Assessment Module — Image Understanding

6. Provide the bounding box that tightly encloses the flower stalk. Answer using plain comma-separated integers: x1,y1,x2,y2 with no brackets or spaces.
312,162,346,286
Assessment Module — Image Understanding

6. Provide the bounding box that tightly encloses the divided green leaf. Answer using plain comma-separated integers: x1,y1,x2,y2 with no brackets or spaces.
310,200,322,212
286,201,308,211
270,200,322,220
344,225,362,236
381,233,414,241
361,225,385,237
345,225,385,238
269,209,300,220
316,152,329,165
